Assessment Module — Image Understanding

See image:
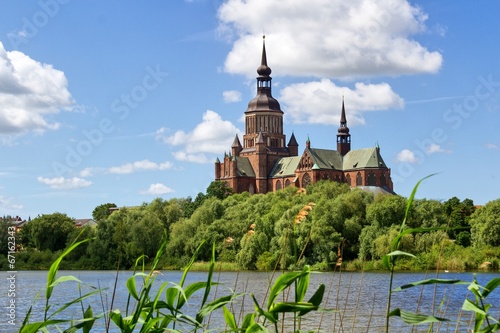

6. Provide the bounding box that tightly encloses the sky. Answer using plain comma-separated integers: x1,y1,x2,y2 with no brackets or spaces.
0,0,499,219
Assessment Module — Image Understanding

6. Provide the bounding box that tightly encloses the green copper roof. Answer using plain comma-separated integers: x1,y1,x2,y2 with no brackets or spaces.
235,156,256,177
343,147,388,170
269,156,301,178
308,148,343,170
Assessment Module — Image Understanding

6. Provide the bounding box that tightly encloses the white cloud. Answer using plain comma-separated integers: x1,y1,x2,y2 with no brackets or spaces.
140,183,175,195
279,79,403,125
37,176,92,190
223,90,242,103
218,0,442,79
173,151,212,164
0,41,74,136
79,168,93,177
0,195,23,210
426,143,449,154
395,149,419,164
108,160,174,174
159,110,242,163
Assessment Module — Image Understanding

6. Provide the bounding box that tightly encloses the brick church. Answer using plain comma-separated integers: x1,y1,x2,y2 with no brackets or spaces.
215,39,394,195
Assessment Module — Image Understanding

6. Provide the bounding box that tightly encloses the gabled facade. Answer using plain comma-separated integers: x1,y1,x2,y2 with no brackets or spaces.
215,38,394,195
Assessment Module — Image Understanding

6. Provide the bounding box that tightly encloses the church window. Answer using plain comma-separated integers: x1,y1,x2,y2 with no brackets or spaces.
356,172,362,186
368,172,376,186
302,173,311,187
285,179,291,187
346,174,351,185
276,180,282,190
249,184,255,194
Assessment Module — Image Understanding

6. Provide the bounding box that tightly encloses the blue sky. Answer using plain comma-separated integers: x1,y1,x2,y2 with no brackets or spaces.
0,0,499,219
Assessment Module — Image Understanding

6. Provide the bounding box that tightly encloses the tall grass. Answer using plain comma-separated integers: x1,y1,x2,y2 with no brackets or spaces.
19,176,500,332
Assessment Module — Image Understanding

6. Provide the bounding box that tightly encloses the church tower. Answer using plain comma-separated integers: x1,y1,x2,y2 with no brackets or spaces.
336,98,351,156
242,36,286,152
215,36,298,194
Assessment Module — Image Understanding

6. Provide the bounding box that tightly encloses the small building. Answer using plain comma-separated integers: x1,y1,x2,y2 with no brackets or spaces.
215,38,394,194
73,218,97,228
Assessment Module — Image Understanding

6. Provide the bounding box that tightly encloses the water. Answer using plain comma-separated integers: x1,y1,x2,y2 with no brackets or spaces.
1,270,499,332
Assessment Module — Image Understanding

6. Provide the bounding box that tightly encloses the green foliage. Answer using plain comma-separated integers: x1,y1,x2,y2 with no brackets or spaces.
10,180,500,272
206,180,234,199
470,199,500,247
29,213,76,251
444,196,475,241
367,194,408,229
92,202,116,222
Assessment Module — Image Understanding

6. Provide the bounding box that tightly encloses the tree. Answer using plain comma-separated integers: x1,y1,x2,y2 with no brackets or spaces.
92,203,117,222
29,213,75,251
470,199,500,247
206,181,234,200
366,194,407,229
0,219,12,256
443,196,475,243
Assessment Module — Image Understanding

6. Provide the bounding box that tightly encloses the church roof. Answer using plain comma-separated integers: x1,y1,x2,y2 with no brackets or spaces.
269,156,301,177
234,156,256,177
343,147,388,170
308,148,343,170
268,146,389,176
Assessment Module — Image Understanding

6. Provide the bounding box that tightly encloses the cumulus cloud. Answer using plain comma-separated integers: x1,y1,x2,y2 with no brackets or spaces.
37,176,92,190
140,183,175,195
158,110,242,163
223,90,242,103
108,160,174,174
395,149,419,164
279,79,404,125
218,0,442,79
0,42,74,136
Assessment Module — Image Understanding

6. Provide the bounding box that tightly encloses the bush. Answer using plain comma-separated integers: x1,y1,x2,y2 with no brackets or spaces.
256,251,275,271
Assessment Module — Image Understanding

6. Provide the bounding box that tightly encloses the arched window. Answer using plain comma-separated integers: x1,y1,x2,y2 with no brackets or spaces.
368,172,376,186
285,179,291,187
276,180,282,191
346,174,351,186
249,184,255,194
302,173,311,188
356,172,362,186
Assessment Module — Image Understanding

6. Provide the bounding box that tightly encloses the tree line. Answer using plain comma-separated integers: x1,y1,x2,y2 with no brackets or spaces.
2,180,500,271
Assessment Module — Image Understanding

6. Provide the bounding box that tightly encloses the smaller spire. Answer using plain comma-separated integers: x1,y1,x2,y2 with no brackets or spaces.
306,135,311,149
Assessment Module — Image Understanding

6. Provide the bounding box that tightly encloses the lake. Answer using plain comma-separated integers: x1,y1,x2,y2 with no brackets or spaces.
1,269,499,332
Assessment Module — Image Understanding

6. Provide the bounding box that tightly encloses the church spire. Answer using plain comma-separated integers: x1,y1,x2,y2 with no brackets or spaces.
336,97,351,156
257,35,272,87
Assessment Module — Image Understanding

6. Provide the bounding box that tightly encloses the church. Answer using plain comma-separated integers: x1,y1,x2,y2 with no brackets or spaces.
215,39,394,195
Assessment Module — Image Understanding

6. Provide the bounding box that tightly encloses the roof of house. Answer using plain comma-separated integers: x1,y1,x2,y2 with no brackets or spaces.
74,219,97,227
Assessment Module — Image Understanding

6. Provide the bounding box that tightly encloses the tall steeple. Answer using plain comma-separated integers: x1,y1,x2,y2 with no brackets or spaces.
336,97,351,156
243,36,285,151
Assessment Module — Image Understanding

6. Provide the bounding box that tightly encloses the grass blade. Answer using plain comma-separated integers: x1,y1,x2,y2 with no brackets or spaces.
389,308,449,325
